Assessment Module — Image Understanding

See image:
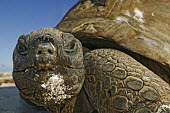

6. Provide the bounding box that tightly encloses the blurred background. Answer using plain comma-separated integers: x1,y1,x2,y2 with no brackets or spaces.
0,0,78,72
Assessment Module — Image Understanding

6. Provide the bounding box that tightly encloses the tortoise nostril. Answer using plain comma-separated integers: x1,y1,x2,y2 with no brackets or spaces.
37,50,42,55
48,49,53,54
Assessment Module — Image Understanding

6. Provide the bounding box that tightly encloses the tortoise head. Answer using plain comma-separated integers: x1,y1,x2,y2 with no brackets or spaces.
13,27,85,109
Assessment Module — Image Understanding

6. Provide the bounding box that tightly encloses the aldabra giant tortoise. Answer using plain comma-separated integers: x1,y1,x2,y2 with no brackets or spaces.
13,0,170,113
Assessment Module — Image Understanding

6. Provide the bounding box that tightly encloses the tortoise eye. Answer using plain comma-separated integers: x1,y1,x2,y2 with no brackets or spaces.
17,43,27,55
16,35,28,55
64,40,77,53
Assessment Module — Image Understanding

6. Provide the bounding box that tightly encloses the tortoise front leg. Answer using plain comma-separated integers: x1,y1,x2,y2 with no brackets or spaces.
84,49,170,113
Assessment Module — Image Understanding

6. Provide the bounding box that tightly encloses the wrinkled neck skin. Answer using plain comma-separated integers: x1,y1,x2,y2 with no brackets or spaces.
41,88,93,113
73,87,94,113
46,88,93,113
47,97,77,113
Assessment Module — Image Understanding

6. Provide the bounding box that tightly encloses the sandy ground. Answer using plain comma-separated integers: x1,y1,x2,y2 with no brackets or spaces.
0,73,48,113
0,73,14,86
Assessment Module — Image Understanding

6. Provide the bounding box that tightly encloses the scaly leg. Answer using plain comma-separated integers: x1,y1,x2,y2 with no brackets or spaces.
84,49,170,113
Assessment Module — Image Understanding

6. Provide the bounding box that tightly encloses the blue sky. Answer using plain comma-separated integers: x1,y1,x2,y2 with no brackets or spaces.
0,0,78,72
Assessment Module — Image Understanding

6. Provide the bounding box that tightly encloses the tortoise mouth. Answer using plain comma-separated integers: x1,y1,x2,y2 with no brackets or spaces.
13,63,84,86
36,64,56,71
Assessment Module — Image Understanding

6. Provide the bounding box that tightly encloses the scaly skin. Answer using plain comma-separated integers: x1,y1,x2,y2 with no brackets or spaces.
84,49,170,113
13,27,170,113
